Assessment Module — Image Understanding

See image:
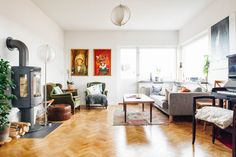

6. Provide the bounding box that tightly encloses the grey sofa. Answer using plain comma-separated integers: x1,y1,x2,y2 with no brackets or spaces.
150,92,209,122
148,83,210,122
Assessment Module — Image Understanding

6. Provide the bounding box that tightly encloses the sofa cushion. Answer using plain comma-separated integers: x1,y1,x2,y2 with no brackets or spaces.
151,85,162,95
159,83,173,96
192,87,202,92
150,94,168,109
178,86,190,92
172,84,181,92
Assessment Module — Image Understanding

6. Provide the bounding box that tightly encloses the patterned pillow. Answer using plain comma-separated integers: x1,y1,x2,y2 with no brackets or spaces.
87,84,102,95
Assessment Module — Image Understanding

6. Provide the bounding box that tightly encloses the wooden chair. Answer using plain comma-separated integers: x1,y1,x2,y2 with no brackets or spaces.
214,80,225,88
196,80,225,130
192,96,236,157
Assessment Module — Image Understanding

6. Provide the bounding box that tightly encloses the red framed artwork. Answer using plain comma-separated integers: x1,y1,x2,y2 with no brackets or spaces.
94,49,111,76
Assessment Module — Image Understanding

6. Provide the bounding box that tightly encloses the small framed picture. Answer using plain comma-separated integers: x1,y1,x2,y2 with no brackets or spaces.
94,49,111,76
71,49,89,76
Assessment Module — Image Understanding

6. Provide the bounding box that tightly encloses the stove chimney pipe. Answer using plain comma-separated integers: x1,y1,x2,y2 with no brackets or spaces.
6,37,29,66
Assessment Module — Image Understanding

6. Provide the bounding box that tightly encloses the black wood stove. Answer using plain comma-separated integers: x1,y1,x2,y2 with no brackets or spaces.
6,37,42,131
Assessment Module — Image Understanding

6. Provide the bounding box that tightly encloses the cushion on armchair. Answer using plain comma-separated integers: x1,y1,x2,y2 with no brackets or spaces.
53,86,63,94
87,84,103,95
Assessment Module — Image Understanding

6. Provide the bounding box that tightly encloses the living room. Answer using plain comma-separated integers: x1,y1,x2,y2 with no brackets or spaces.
0,0,236,157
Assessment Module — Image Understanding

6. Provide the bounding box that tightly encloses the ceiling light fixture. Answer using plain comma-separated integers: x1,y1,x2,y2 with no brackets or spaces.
111,3,131,26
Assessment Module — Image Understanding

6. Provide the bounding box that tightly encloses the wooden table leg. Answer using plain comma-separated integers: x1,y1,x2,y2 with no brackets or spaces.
219,99,223,108
150,103,153,123
192,114,196,144
192,98,196,144
142,103,144,112
124,103,127,123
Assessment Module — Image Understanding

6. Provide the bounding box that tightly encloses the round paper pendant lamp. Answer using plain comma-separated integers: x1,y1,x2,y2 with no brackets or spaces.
111,4,131,26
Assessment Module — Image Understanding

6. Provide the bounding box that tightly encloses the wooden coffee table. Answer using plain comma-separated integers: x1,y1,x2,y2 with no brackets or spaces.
123,94,155,123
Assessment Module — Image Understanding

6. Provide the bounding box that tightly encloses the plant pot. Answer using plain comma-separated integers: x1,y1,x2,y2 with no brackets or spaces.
67,84,74,90
0,126,10,142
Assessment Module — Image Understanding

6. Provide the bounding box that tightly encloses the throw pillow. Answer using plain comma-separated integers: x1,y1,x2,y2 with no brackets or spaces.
172,85,181,92
151,85,162,95
87,84,102,95
53,86,63,94
178,86,190,93
193,87,202,92
159,83,173,96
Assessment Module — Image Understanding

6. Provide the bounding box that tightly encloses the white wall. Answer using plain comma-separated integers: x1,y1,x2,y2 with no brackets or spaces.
65,31,178,104
0,0,64,83
179,0,236,84
0,0,64,121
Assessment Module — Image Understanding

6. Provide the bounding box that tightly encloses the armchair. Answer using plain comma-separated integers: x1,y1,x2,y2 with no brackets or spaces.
85,82,108,109
46,83,80,114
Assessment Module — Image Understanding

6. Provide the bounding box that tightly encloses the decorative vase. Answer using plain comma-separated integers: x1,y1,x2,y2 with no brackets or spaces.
155,77,159,82
0,126,10,142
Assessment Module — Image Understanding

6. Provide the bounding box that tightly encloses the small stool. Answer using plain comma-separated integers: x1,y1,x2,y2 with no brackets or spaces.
47,104,71,121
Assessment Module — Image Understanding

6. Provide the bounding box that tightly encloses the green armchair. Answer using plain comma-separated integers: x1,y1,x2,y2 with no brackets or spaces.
46,83,80,114
85,82,108,109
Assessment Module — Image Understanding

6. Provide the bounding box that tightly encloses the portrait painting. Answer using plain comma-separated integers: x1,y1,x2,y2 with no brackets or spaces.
211,16,229,61
94,49,111,76
71,49,89,76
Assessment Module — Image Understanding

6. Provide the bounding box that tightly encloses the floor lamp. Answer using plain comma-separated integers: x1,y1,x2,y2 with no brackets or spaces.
38,44,55,126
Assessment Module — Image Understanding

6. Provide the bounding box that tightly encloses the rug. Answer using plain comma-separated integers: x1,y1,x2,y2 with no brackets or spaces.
22,123,62,138
113,109,169,126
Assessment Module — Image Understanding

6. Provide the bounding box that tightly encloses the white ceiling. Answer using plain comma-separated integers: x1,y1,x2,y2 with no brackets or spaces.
31,0,215,31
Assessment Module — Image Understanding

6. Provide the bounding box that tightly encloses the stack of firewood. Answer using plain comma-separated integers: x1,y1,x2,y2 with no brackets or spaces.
10,122,31,138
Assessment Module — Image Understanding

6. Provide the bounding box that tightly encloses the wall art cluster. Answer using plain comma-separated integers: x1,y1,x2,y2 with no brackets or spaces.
71,49,111,76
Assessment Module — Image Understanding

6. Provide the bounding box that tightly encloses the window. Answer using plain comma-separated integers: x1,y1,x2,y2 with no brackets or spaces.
120,48,136,79
120,48,176,81
182,35,208,80
139,48,176,81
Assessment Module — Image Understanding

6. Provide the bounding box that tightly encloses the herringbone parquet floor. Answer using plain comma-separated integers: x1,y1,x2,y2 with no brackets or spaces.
0,105,231,157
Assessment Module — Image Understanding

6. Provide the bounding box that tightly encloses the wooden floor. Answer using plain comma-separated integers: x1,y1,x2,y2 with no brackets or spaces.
0,105,232,157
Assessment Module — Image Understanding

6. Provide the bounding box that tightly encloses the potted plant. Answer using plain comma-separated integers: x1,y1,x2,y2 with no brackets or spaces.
0,59,16,142
203,55,210,82
66,69,74,89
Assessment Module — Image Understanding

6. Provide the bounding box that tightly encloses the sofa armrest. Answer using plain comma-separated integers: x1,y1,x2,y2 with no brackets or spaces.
168,92,210,115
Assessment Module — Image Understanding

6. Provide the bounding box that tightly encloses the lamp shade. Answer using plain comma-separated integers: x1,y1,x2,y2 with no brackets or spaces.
111,4,131,26
38,44,55,62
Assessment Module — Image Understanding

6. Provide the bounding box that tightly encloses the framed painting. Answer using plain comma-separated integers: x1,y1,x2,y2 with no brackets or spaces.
211,16,229,61
71,49,89,76
94,49,111,76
